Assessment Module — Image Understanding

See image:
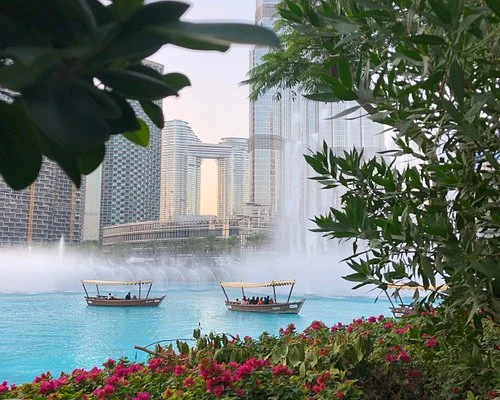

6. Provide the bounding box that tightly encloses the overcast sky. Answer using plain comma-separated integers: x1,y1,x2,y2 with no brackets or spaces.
149,0,257,214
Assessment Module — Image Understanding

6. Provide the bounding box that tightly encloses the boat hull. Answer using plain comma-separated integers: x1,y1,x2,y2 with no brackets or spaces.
85,296,165,307
225,299,305,314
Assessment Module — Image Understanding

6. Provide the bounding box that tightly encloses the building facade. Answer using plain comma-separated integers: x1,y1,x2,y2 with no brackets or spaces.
0,160,84,244
160,120,249,221
102,217,239,252
99,60,164,234
217,138,249,219
249,0,385,216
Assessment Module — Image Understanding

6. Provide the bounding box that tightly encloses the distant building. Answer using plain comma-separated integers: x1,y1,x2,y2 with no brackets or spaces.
218,138,249,219
101,216,239,252
236,202,274,244
0,160,84,244
81,166,102,241
250,0,386,252
99,60,164,235
160,120,249,221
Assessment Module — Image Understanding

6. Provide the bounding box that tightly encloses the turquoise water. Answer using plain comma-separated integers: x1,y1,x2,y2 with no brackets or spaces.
0,284,391,384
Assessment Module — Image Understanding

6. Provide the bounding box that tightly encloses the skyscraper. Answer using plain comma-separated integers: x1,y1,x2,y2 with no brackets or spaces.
160,120,248,221
218,138,249,219
99,60,164,233
0,160,84,244
250,1,385,251
250,1,385,210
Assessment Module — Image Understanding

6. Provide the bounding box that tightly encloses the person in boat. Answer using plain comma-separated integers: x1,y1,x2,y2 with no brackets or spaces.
257,297,264,305
264,296,270,305
107,293,114,299
250,296,255,304
235,298,239,304
241,296,248,305
125,292,131,300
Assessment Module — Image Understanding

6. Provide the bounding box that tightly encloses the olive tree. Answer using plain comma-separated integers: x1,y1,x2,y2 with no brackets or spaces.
0,0,278,190
247,0,499,322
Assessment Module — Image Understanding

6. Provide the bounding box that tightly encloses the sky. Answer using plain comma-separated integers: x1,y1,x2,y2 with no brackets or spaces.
149,0,257,214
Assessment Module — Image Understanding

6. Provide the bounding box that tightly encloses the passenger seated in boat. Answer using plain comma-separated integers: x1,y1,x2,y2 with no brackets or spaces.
264,296,270,304
125,292,131,300
235,298,240,304
257,297,264,305
250,296,256,304
241,297,248,305
107,293,114,299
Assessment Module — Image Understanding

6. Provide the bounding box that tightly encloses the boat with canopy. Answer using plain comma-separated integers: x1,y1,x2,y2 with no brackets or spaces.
81,280,165,307
220,280,305,314
385,283,447,318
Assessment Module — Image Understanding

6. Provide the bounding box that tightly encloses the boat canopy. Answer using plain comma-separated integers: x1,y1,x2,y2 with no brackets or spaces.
387,283,448,291
81,280,154,286
220,280,296,289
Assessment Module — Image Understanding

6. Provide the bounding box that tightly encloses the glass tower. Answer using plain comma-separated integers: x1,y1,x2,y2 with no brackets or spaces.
249,1,386,252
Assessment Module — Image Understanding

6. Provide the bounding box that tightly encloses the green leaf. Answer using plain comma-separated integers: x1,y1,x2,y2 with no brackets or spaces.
155,21,280,51
77,144,105,175
37,133,82,187
140,100,164,129
409,35,446,45
484,0,500,18
429,0,452,24
449,60,465,104
122,118,149,147
105,93,140,134
96,68,177,100
304,92,342,102
23,79,110,151
112,0,143,19
338,54,353,88
162,73,191,92
0,100,42,190
120,1,190,35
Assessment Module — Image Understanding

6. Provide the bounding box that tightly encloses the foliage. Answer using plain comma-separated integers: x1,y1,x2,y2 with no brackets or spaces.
247,0,500,323
1,314,498,399
0,0,279,190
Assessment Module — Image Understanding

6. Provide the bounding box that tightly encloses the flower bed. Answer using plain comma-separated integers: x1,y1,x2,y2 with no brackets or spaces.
1,313,498,399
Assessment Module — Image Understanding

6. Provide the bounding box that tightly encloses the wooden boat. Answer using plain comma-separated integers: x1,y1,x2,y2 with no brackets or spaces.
220,280,305,314
385,283,447,318
81,279,165,307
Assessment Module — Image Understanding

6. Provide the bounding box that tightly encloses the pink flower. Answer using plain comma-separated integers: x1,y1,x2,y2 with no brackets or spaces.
336,390,343,398
313,383,325,393
103,358,115,368
182,377,194,387
235,388,245,397
103,384,114,395
425,337,438,348
385,353,399,363
133,392,151,400
271,365,293,376
377,314,384,321
173,365,184,375
212,384,225,397
368,316,377,323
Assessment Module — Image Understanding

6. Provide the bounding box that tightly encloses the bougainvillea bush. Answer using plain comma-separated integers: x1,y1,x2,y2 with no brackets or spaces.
1,313,498,400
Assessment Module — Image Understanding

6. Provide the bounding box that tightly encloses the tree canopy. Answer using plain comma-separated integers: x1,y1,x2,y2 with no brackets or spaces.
247,0,499,323
0,0,279,190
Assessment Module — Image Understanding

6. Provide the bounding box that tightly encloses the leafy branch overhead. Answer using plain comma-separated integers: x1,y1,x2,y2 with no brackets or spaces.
0,0,279,190
248,0,499,323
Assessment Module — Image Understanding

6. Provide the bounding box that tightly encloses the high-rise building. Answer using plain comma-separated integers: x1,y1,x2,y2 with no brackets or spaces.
218,138,249,219
249,0,385,218
99,60,164,234
160,120,248,221
0,160,84,244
